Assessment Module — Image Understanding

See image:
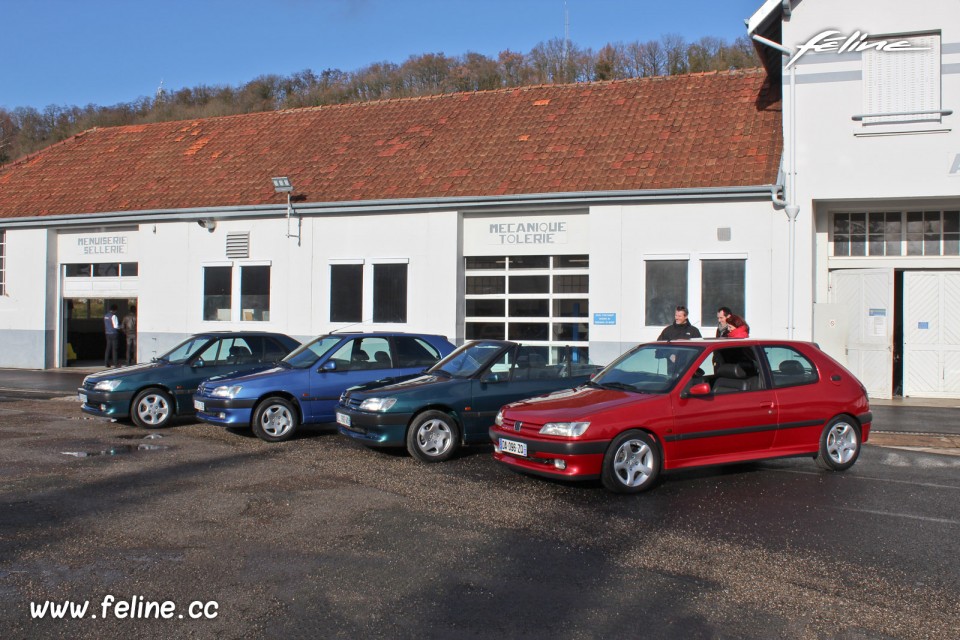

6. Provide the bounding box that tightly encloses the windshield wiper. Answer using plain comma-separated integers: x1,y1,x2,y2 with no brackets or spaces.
595,381,638,392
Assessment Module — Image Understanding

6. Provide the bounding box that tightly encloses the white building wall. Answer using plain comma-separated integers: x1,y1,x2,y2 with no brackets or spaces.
0,228,53,368
589,199,780,364
780,0,960,305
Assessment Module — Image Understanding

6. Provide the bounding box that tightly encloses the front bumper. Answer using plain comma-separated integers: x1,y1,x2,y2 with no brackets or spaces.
489,426,609,481
77,387,134,419
192,395,256,427
336,407,414,446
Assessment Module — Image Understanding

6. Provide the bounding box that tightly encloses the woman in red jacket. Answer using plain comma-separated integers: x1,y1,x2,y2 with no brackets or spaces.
717,307,750,338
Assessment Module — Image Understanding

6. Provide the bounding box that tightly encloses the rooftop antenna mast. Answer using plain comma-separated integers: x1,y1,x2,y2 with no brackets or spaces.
563,1,570,62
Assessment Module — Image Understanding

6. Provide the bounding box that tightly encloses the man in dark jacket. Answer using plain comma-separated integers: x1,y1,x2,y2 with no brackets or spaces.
658,305,702,341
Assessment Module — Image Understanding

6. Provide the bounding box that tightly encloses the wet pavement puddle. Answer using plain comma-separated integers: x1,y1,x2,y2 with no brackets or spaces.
62,434,169,457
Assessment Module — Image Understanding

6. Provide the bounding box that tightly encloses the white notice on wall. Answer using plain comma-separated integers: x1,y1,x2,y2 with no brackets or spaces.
868,308,887,337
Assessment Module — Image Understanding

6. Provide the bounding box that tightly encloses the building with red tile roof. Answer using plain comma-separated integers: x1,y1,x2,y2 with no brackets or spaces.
0,69,784,370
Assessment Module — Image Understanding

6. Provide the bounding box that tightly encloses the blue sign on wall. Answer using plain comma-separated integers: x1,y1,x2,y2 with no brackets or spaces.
593,313,617,325
918,322,930,330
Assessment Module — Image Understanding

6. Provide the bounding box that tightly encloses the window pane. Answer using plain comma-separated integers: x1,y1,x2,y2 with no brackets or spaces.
763,346,819,388
466,276,505,295
833,236,849,256
553,299,588,317
868,212,885,235
203,266,232,321
554,255,589,269
554,322,589,341
509,275,549,294
944,211,959,234
65,264,92,277
94,263,119,277
121,262,139,276
833,213,849,235
373,263,407,323
508,322,549,341
508,256,549,269
466,322,504,340
465,299,505,317
700,260,745,327
330,264,362,323
465,256,505,270
868,236,885,256
240,265,270,321
509,299,549,317
645,261,687,326
850,237,866,256
552,274,588,293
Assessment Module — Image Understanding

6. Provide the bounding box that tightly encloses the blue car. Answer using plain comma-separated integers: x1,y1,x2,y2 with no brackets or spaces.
193,332,455,442
78,331,300,428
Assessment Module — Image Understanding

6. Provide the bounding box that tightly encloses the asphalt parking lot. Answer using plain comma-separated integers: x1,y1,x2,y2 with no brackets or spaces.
2,386,959,639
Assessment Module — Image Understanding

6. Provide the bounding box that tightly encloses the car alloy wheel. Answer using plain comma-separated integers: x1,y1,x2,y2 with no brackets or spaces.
602,430,660,493
131,388,173,428
816,416,861,471
406,410,460,463
252,397,299,443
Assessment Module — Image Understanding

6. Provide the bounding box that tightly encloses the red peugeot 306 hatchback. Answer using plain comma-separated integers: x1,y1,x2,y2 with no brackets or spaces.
490,340,872,493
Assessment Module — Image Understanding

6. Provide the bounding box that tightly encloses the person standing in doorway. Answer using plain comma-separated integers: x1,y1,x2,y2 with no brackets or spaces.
104,305,120,368
122,305,137,365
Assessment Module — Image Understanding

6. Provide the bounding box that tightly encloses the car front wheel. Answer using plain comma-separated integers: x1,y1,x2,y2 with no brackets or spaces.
815,416,861,471
406,410,460,462
601,430,660,494
131,388,174,428
252,397,299,443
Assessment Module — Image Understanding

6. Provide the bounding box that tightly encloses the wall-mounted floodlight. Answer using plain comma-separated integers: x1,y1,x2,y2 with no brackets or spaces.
271,176,299,244
272,176,293,193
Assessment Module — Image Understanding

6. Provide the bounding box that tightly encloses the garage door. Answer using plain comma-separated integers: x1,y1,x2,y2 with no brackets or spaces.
903,271,960,397
829,269,894,399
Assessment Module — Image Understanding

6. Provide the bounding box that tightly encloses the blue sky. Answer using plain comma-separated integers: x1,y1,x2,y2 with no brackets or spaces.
1,0,765,111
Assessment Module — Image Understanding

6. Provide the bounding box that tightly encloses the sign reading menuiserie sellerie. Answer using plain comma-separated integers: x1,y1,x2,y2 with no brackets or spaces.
57,230,139,262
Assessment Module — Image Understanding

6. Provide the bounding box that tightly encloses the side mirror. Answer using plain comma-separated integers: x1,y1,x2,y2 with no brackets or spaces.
682,382,712,398
481,372,504,384
320,360,337,372
192,359,205,369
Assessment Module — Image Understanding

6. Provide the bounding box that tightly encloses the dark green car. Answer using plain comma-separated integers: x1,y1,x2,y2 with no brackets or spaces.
337,340,598,462
78,331,300,428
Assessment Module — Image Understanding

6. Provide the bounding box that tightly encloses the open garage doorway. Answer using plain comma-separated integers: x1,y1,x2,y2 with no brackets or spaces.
64,298,137,368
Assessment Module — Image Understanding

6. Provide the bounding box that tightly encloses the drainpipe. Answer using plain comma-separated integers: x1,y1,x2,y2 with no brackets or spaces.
753,33,799,339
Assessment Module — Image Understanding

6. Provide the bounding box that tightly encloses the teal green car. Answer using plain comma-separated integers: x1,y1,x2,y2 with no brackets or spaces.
337,340,598,462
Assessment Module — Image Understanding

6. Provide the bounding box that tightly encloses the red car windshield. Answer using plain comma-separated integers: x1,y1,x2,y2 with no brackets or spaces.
592,344,703,393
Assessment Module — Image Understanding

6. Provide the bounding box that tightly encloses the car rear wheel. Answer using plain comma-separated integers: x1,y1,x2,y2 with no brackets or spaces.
601,430,660,494
131,388,173,428
406,410,460,463
815,416,861,471
252,397,299,443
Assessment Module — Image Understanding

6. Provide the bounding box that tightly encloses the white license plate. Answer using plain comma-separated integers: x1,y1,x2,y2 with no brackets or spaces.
78,393,87,404
194,400,205,411
336,412,351,427
499,438,527,457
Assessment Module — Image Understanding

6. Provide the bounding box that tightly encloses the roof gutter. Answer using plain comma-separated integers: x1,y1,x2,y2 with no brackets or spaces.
0,185,778,229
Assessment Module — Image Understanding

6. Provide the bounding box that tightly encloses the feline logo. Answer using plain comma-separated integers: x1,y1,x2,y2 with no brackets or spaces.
786,30,928,68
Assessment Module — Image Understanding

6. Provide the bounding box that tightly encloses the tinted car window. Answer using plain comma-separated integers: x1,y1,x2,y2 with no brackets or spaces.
395,336,442,368
284,336,343,369
262,338,289,362
763,346,819,388
197,338,233,365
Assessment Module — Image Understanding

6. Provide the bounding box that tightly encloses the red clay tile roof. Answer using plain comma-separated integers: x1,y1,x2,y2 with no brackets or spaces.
0,69,781,219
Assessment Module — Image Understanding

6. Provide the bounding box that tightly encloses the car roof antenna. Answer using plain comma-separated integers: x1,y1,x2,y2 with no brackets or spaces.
330,319,373,334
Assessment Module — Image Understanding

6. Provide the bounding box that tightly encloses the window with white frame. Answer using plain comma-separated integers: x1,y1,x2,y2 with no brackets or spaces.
832,211,960,257
328,260,409,325
861,33,941,125
700,259,746,328
644,260,688,326
203,266,232,321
